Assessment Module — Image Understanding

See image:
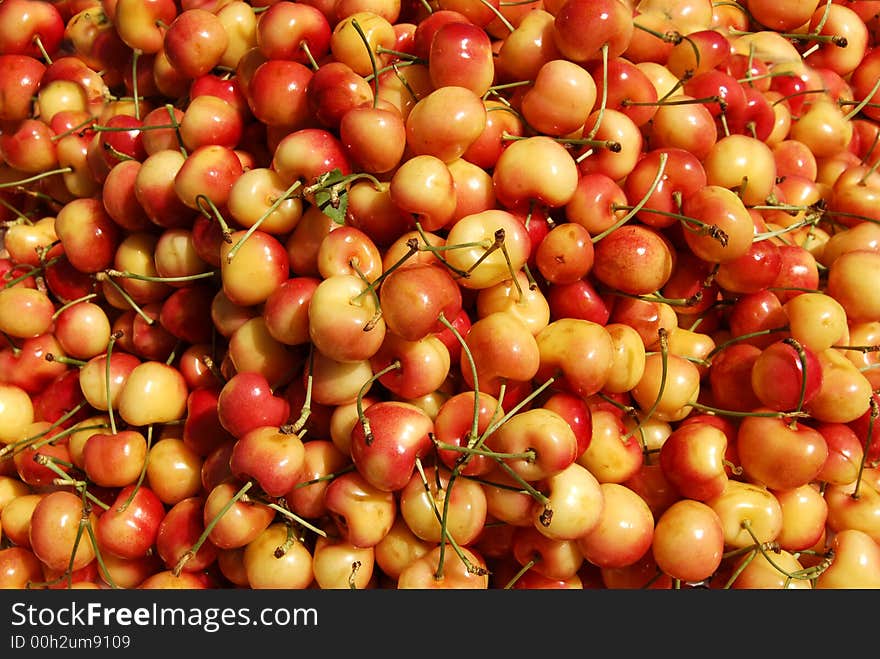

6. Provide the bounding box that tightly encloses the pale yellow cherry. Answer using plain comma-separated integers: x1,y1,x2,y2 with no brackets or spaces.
783,292,849,353
244,522,314,590
815,529,880,589
0,384,34,445
706,479,783,550
118,361,188,427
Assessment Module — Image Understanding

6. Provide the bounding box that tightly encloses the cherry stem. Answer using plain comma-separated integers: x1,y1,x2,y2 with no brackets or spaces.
363,58,421,85
479,376,557,442
605,288,703,308
689,401,810,420
199,353,226,387
32,35,52,65
174,479,254,576
706,326,790,360
117,424,153,513
283,349,314,436
34,453,109,511
593,152,669,242
1,257,57,290
350,18,380,110
782,337,809,426
834,344,880,353
45,353,86,368
492,459,551,508
131,48,141,121
225,178,304,265
300,42,319,71
723,458,743,476
753,215,823,242
356,360,401,446
50,115,97,141
96,272,155,325
50,293,99,321
844,77,880,121
433,441,536,463
437,312,479,412
104,269,217,284
0,401,88,464
0,167,74,190
852,396,878,500
273,519,298,558
632,21,683,45
264,500,327,539
621,95,721,109
291,464,355,490
728,27,846,48
411,222,469,277
195,195,233,243
584,44,610,144
85,518,120,590
105,330,123,435
502,131,621,153
504,557,537,589
770,87,827,107
737,520,830,588
355,239,420,307
484,80,532,100
623,328,669,442
165,104,187,158
413,458,488,582
2,419,99,471
480,0,514,33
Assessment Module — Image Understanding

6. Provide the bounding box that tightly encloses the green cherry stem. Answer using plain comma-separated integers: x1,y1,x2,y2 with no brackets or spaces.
51,293,99,320
117,424,153,512
264,499,327,539
350,18,380,110
103,269,218,284
356,360,402,445
225,179,304,265
95,272,155,325
195,195,233,243
782,337,809,427
105,330,123,435
0,167,74,190
705,326,790,360
34,453,110,512
593,152,669,242
174,480,254,576
843,77,880,121
503,557,537,589
623,328,670,443
480,0,514,32
852,396,878,500
414,457,488,582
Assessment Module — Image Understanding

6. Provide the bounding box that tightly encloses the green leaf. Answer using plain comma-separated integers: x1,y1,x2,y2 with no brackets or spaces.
311,168,349,225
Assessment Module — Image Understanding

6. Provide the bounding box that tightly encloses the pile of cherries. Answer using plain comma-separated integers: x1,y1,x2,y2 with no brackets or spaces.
2,0,880,589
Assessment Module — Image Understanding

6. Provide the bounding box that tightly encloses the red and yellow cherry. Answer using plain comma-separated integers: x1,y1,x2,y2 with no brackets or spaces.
576,482,655,570
229,424,306,499
651,498,725,584
203,479,276,550
349,400,434,493
29,490,98,573
94,484,166,560
323,470,397,548
736,412,829,492
659,420,729,502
